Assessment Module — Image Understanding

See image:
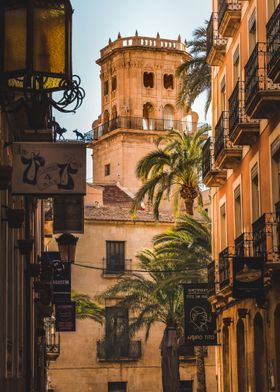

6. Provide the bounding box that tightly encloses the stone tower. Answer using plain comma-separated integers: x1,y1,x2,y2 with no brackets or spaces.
90,32,196,194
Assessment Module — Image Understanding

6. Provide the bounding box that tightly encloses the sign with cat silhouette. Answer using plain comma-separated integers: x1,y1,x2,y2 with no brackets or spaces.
12,142,86,195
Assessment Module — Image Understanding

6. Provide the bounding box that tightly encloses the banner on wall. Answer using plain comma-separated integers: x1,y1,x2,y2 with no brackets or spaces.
55,302,76,332
12,142,86,195
184,283,217,346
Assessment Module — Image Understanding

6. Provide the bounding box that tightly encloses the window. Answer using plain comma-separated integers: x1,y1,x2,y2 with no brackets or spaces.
105,307,129,357
249,10,257,56
104,80,109,96
234,185,242,238
143,102,155,130
237,320,247,391
163,104,174,130
220,76,226,112
220,203,227,251
143,72,154,88
233,45,240,87
180,380,193,392
105,164,110,176
254,314,267,392
271,137,280,205
164,74,174,89
112,76,117,92
251,163,260,222
108,382,127,392
106,241,125,273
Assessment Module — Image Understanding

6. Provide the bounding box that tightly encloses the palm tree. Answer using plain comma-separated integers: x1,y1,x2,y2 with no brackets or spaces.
131,126,207,219
72,290,104,324
176,22,211,117
99,215,209,392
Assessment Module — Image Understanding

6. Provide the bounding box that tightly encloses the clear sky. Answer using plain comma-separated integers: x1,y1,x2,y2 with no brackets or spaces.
54,0,212,177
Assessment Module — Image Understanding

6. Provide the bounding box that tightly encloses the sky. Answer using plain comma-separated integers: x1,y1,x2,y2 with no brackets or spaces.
54,0,212,177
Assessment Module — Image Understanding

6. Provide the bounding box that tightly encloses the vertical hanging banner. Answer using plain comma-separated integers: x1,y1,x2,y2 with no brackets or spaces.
55,302,76,332
53,195,84,233
184,283,217,346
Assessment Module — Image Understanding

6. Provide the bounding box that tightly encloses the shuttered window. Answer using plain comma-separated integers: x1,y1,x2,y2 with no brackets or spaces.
106,241,125,273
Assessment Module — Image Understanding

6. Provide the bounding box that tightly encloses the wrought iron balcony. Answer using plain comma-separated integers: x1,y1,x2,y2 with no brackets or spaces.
206,13,228,66
218,0,241,37
208,260,216,297
97,339,141,361
252,214,276,261
214,111,242,169
234,232,253,257
219,247,231,290
244,42,280,119
266,3,280,83
102,257,132,275
202,137,227,187
275,201,280,254
86,116,202,140
229,81,260,146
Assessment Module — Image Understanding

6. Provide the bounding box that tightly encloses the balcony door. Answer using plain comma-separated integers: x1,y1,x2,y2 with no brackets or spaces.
105,307,129,357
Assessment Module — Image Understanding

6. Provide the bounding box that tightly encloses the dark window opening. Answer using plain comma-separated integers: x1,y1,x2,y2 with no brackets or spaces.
254,313,267,391
104,80,109,96
105,307,129,357
180,380,193,392
108,382,127,392
143,72,154,88
164,74,174,89
105,164,110,176
112,76,117,92
106,241,125,273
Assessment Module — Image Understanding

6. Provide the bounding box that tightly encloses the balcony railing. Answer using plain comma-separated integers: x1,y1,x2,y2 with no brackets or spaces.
202,137,227,187
229,81,259,146
97,339,141,361
252,214,275,259
208,261,216,297
234,232,253,257
206,13,228,66
102,257,132,275
266,3,280,83
219,247,230,290
86,116,203,140
214,111,242,169
244,42,280,119
276,201,280,254
218,0,241,37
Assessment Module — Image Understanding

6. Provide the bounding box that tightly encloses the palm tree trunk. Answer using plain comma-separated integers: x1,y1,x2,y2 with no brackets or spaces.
184,197,194,215
160,327,180,392
196,346,207,392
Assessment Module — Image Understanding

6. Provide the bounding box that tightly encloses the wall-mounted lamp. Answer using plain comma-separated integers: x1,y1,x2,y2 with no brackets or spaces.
237,308,249,319
56,232,78,263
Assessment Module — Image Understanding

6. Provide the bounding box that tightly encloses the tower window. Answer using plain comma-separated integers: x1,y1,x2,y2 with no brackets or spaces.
164,74,174,89
112,76,117,92
105,164,110,176
143,72,154,88
104,80,109,96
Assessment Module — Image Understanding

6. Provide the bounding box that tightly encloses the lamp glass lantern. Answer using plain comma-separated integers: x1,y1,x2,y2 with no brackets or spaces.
56,233,78,263
0,0,73,93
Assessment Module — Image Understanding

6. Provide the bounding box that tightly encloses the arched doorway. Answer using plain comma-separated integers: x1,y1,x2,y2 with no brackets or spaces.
143,102,154,130
237,320,246,391
163,104,174,130
222,326,230,392
254,313,267,392
274,305,280,388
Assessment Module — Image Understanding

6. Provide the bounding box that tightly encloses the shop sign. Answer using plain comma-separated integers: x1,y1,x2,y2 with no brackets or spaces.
55,302,76,332
12,142,86,195
53,195,84,233
233,256,264,299
184,283,217,346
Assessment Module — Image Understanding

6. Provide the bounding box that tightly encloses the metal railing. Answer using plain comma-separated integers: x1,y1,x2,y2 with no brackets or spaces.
97,339,141,361
207,13,228,56
218,0,241,29
102,257,132,275
234,232,253,257
266,3,280,79
229,81,259,138
214,111,229,161
87,116,204,140
252,214,275,258
219,247,230,289
275,201,280,253
244,42,280,111
202,137,212,178
208,261,216,297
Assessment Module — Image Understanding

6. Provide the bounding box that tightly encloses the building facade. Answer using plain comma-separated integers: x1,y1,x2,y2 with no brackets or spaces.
49,33,217,392
204,0,280,391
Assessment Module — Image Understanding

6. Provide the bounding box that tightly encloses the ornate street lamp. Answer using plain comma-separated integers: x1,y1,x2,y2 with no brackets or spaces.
56,232,78,263
0,0,85,129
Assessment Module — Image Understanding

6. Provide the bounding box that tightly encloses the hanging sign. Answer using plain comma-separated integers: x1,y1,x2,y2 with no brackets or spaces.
184,283,217,346
12,142,86,195
232,256,264,299
55,302,76,332
53,195,84,233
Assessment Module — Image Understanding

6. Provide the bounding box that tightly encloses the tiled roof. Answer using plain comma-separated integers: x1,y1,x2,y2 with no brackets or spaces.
103,185,133,206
